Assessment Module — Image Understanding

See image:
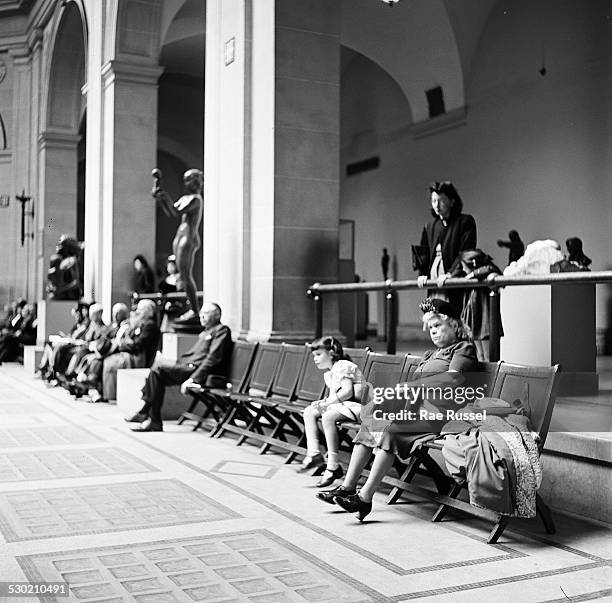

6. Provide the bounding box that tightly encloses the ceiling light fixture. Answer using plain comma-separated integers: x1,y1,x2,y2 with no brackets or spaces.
381,0,400,6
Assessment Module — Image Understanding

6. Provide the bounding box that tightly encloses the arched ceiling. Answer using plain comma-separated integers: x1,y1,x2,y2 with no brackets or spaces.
159,0,204,78
153,0,498,119
47,2,85,129
341,0,498,123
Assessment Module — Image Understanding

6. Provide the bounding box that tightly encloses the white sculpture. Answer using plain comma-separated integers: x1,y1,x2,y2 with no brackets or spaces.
503,239,564,276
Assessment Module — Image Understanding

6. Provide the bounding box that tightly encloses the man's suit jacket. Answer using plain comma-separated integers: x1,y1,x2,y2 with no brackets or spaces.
180,323,232,385
118,317,160,367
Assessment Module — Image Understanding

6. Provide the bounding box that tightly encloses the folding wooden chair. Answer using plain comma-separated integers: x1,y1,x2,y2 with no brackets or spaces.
428,362,560,543
177,341,258,434
337,352,408,448
279,352,329,463
231,343,308,448
213,343,282,439
385,360,502,504
343,347,371,373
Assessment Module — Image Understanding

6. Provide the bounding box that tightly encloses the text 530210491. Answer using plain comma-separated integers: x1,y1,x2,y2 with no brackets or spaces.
0,582,69,597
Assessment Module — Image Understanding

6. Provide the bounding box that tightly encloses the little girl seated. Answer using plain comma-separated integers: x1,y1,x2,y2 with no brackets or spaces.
298,336,364,488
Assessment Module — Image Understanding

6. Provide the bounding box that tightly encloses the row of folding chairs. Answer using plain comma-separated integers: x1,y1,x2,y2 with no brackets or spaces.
178,340,560,543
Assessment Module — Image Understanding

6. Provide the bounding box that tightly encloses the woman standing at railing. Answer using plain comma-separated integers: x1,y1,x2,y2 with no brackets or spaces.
416,181,477,310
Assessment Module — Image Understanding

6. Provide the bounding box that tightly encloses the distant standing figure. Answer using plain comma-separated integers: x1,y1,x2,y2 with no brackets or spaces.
152,168,203,324
158,255,178,294
497,230,525,265
133,255,155,294
381,248,390,280
456,249,503,361
550,237,592,273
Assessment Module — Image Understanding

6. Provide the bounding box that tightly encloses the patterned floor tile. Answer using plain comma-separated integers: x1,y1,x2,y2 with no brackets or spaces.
0,415,41,426
0,479,240,542
17,530,381,602
0,425,101,448
0,402,48,413
211,461,279,479
0,447,158,481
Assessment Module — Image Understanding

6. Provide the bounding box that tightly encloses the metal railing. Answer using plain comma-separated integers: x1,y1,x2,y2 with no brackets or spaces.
307,271,612,359
131,290,205,305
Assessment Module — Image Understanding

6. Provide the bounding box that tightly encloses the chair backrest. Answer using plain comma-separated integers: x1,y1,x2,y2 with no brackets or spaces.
491,362,560,442
247,343,283,395
470,360,501,392
402,354,423,380
295,351,326,402
362,352,406,389
269,343,309,399
227,341,259,393
344,347,371,373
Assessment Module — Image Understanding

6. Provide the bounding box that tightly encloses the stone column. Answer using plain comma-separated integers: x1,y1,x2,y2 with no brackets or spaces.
98,60,161,310
37,129,81,294
254,0,341,342
8,46,33,300
82,0,104,304
204,0,341,342
204,0,248,336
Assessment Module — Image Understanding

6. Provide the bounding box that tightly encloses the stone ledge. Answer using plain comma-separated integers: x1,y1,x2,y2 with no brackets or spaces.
116,368,189,421
543,431,611,466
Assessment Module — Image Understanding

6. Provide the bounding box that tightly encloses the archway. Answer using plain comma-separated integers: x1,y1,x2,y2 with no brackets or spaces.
156,0,205,288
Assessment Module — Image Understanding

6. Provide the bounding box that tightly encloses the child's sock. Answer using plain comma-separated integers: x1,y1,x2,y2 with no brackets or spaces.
326,451,339,471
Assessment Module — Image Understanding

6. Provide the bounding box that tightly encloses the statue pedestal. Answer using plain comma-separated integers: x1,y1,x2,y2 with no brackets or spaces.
161,333,200,363
500,284,598,395
36,300,76,345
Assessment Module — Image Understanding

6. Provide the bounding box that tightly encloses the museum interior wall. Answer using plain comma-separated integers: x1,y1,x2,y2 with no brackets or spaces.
340,0,612,335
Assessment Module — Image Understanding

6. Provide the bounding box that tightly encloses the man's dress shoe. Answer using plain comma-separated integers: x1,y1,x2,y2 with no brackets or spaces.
124,411,148,423
130,419,163,432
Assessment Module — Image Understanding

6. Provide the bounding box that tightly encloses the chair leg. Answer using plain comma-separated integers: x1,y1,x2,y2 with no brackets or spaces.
236,406,265,446
487,515,511,544
285,432,306,464
209,401,234,437
420,454,453,495
386,454,422,505
177,397,200,425
212,403,238,438
260,410,288,455
431,482,462,523
536,493,556,534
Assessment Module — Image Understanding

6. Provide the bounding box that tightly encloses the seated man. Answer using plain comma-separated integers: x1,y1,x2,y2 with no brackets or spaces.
128,302,232,432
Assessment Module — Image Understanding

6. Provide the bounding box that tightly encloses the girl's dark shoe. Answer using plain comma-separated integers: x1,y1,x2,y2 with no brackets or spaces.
315,485,356,505
333,493,372,521
296,453,324,474
315,465,343,488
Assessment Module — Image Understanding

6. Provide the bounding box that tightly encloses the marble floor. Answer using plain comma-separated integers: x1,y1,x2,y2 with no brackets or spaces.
0,363,610,602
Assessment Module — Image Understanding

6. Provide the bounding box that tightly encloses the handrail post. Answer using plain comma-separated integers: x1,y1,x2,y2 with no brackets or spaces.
488,287,501,362
313,293,323,339
386,290,397,354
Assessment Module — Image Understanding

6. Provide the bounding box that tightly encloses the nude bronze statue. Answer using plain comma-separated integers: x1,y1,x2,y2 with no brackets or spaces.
152,168,203,324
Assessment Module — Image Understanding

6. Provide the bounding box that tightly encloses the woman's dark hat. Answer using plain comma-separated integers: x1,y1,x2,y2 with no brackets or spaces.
419,297,461,320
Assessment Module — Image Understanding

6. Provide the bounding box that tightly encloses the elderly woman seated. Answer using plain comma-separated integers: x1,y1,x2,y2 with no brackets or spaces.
317,298,477,521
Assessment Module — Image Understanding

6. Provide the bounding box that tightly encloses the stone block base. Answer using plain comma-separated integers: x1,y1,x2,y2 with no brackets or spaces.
36,300,76,345
23,345,45,375
540,432,611,525
161,333,200,363
116,368,189,421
